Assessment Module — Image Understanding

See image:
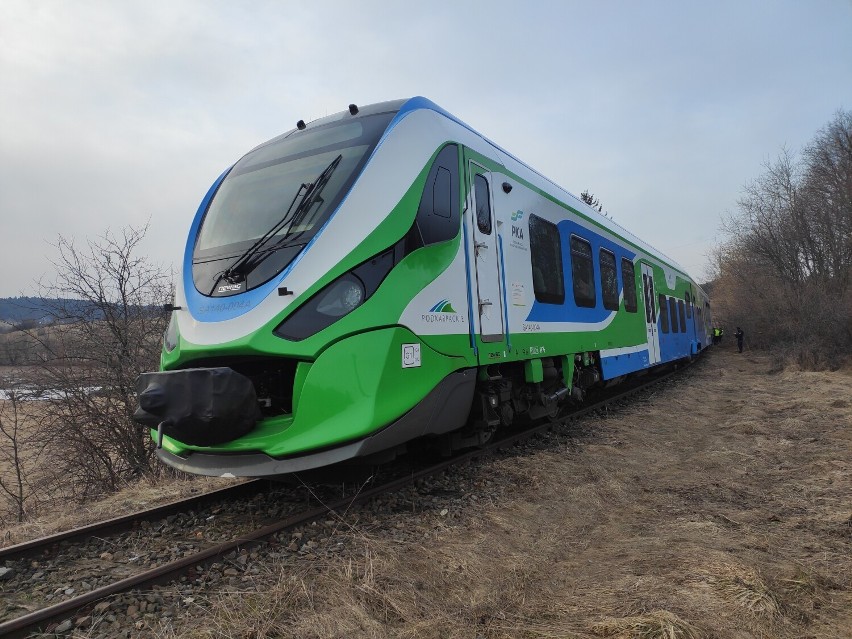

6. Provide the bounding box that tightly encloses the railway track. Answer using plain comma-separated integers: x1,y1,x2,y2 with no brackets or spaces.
0,360,691,638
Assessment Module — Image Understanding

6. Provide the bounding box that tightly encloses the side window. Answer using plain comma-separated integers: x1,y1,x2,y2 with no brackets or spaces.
642,273,652,323
659,293,670,333
570,236,596,308
685,291,692,318
599,249,619,311
669,297,679,333
678,299,687,330
529,214,564,304
474,174,492,235
411,144,460,248
622,259,637,313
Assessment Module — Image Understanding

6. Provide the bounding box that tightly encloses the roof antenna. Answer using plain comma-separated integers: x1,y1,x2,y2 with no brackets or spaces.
348,104,359,115
296,120,306,130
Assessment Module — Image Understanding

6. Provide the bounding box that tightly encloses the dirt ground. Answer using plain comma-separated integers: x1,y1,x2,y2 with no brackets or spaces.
173,346,851,639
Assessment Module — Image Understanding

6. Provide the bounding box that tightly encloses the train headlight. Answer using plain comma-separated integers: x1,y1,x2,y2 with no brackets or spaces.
316,275,365,317
273,246,396,342
164,312,179,352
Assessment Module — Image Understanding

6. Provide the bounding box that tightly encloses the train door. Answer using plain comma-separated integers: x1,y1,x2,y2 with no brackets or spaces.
641,263,661,365
466,161,505,349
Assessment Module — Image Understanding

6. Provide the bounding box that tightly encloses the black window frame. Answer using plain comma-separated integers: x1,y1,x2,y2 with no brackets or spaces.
669,297,679,333
474,174,492,235
528,214,565,305
659,293,670,333
685,291,693,318
599,248,619,311
622,258,637,313
410,144,461,249
678,299,687,331
570,235,596,308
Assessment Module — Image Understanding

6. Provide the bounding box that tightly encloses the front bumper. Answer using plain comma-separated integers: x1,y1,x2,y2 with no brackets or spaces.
155,367,475,477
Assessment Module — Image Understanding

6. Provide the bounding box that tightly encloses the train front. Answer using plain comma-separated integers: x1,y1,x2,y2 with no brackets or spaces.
133,99,472,477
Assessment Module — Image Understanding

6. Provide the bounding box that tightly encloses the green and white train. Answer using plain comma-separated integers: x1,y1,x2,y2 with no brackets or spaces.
134,97,712,477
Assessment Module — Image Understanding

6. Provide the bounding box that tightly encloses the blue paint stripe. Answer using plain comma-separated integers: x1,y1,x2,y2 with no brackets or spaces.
498,234,510,351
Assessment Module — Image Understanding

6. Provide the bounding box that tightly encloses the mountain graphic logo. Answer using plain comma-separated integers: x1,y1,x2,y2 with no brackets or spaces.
511,210,524,222
429,299,457,313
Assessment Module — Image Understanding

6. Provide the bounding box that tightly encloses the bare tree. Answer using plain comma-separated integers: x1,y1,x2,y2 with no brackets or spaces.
714,110,852,367
24,224,171,498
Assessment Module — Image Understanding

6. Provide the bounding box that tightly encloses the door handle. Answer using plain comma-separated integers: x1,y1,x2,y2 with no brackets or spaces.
475,241,488,251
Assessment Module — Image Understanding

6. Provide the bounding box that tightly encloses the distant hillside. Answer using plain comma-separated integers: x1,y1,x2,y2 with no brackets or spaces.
0,297,102,330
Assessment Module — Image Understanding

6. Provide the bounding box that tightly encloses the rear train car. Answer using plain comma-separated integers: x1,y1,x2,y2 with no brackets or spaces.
134,97,710,476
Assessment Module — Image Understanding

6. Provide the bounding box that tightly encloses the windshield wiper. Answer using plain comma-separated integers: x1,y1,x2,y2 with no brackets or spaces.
213,154,343,292
272,153,343,247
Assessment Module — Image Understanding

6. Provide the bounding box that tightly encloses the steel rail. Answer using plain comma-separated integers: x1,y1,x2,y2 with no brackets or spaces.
0,359,696,638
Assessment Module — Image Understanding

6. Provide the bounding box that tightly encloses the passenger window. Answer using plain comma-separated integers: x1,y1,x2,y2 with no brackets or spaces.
658,293,669,333
529,214,564,304
678,299,686,330
410,144,460,249
474,174,492,235
685,291,693,318
643,273,652,323
600,249,619,311
622,259,637,313
570,236,596,308
669,297,679,333
433,167,451,218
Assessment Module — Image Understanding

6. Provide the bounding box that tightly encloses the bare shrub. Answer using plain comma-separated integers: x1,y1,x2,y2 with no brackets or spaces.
0,385,32,523
22,224,171,500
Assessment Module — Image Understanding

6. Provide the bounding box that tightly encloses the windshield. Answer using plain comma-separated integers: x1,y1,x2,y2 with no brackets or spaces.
195,112,394,260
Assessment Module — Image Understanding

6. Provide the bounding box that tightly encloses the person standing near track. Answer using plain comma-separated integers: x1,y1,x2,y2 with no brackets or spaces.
735,327,744,353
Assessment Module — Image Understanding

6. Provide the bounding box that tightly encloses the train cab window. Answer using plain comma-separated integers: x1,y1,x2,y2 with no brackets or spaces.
622,259,637,313
658,293,669,333
411,144,460,248
529,214,564,304
474,174,492,235
678,299,687,330
600,249,619,311
570,236,596,308
685,291,693,318
669,297,679,333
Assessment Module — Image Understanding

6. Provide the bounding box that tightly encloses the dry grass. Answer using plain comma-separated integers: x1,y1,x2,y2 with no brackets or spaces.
703,563,781,619
591,610,701,638
146,346,852,639
12,346,852,638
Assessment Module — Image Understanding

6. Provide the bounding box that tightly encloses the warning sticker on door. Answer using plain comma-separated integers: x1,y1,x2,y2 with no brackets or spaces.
511,282,526,306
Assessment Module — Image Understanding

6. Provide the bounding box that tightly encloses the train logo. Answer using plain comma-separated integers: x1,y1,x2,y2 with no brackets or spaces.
429,299,457,313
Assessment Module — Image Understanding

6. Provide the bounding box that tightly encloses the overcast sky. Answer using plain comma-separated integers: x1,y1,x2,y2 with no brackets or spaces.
1,0,850,298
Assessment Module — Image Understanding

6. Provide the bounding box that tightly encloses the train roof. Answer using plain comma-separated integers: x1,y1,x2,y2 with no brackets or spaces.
259,97,699,288
393,98,695,283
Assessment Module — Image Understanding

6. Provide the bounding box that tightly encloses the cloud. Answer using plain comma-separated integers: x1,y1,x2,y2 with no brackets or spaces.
1,0,850,294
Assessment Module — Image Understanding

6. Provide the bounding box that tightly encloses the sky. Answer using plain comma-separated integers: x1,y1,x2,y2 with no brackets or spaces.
1,0,850,297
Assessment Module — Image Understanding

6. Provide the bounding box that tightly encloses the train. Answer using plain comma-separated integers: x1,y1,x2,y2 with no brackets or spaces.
134,97,712,477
